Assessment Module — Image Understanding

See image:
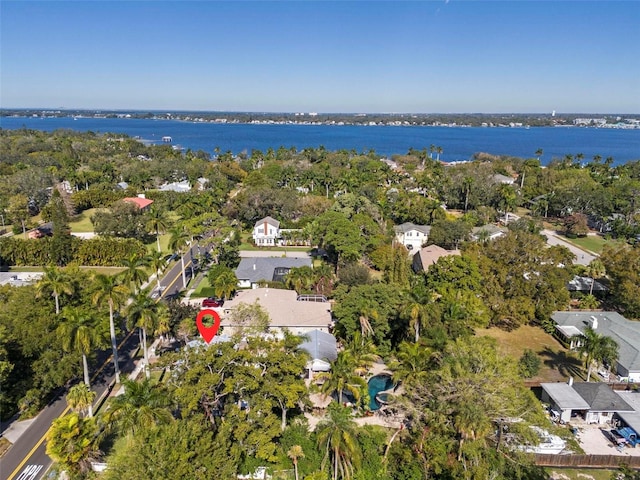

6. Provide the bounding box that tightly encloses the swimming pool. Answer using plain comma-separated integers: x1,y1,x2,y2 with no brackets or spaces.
368,374,394,410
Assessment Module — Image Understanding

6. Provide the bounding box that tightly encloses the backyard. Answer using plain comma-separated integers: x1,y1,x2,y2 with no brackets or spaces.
476,325,585,383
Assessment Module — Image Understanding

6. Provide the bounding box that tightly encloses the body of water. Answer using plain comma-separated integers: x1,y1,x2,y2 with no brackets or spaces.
1,116,639,165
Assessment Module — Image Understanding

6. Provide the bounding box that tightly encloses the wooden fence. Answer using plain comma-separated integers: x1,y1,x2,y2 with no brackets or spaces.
535,453,640,468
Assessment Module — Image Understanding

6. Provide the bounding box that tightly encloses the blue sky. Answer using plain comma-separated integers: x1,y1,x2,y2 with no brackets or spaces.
1,1,639,113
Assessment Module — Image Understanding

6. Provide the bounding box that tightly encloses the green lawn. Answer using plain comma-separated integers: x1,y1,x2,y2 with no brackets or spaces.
145,233,172,256
476,325,586,383
560,234,626,255
544,468,617,480
68,208,100,232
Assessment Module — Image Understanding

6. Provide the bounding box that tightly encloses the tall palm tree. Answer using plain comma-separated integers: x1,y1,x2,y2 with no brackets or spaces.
119,253,150,294
317,351,367,406
58,306,103,389
67,383,97,418
125,291,160,379
146,207,170,253
577,326,619,381
169,226,190,289
36,266,74,314
212,270,238,300
585,259,606,296
402,289,431,343
288,445,305,480
104,378,172,440
316,403,362,480
91,274,129,384
148,249,166,292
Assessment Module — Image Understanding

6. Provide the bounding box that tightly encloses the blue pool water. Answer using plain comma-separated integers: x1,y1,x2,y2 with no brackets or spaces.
368,374,394,411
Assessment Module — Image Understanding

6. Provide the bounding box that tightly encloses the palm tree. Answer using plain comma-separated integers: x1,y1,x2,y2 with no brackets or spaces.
402,289,431,343
436,146,443,161
125,291,160,379
91,273,129,384
35,266,74,314
146,207,170,253
212,270,238,300
343,332,379,376
584,259,606,296
462,176,474,212
46,413,102,477
119,253,150,294
169,226,190,289
358,308,378,339
316,403,362,480
67,383,96,418
389,341,434,385
287,445,305,480
577,326,619,381
317,351,367,406
104,378,172,440
148,249,165,292
285,266,315,293
58,306,103,389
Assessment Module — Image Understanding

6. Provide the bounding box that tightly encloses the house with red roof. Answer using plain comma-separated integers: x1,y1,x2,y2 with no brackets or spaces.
122,195,154,212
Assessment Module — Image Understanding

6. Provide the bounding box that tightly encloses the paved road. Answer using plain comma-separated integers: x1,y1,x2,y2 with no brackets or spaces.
0,244,206,480
542,229,597,266
1,332,140,480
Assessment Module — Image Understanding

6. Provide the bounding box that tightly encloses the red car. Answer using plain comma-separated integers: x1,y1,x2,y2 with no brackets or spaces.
202,297,224,308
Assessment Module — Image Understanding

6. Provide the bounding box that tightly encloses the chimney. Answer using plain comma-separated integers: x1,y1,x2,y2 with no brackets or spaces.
253,263,256,271
137,193,146,199
590,316,598,330
568,377,574,386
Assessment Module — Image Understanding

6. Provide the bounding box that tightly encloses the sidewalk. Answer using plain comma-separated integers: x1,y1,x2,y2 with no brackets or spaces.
1,416,37,444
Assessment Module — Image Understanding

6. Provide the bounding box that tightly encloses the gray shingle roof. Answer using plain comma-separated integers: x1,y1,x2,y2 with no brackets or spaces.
541,383,590,410
254,216,280,229
394,222,431,236
552,311,640,373
572,382,633,412
235,257,312,284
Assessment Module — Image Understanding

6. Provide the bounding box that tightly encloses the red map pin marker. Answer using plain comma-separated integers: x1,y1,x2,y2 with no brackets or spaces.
196,309,221,344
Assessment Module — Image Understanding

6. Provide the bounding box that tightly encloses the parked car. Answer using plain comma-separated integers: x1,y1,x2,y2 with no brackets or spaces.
202,297,224,308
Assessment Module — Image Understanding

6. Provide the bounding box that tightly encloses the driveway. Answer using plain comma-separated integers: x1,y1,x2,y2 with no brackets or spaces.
575,423,640,457
541,229,597,266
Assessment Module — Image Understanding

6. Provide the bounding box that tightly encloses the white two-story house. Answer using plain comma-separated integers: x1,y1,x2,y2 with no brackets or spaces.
252,216,281,246
394,222,431,251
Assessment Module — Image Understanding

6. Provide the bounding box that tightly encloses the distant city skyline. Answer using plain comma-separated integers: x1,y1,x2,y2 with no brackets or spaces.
1,1,639,114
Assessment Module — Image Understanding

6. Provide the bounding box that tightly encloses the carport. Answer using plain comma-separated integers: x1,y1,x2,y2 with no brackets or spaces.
541,382,590,423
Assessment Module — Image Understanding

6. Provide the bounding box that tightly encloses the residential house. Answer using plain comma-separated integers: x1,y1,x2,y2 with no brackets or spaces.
567,275,607,293
122,195,154,212
159,180,191,193
394,222,432,251
412,245,460,273
552,311,640,382
492,173,516,185
470,224,505,242
299,329,338,372
235,257,312,289
252,216,281,246
541,380,633,424
221,288,332,336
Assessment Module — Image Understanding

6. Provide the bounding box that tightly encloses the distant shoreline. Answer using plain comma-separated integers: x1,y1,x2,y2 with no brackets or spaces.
2,109,639,130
